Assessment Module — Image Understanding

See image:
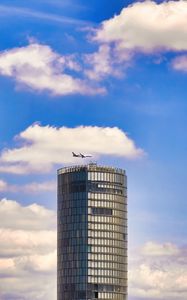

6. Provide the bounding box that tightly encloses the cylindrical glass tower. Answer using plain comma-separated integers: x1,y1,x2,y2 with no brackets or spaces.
57,163,127,300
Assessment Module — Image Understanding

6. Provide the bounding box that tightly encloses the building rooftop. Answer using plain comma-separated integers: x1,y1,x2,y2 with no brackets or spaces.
57,163,125,175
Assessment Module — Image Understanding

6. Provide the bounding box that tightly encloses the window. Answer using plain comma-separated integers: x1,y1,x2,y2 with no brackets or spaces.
91,207,112,216
62,182,86,194
123,233,127,241
77,291,86,298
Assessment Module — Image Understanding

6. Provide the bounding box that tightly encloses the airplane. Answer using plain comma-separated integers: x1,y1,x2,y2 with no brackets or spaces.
72,152,81,157
80,153,92,158
72,152,92,158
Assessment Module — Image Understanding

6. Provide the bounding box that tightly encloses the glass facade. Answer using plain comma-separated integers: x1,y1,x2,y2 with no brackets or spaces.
57,163,127,300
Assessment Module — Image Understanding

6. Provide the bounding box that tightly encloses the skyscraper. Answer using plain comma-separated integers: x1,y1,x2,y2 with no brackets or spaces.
57,163,127,300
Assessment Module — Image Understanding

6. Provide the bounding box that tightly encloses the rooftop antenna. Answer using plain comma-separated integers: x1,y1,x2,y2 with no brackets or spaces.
88,160,97,166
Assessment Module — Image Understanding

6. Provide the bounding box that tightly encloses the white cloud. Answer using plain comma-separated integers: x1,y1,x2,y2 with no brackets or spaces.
1,2,187,91
84,44,133,81
0,180,56,193
0,199,56,300
83,1,187,81
94,1,187,54
0,179,7,191
0,198,56,230
129,241,187,299
84,45,112,80
14,251,57,272
171,55,187,72
84,45,121,81
0,228,56,257
141,241,180,257
0,43,104,96
17,181,56,193
0,123,144,174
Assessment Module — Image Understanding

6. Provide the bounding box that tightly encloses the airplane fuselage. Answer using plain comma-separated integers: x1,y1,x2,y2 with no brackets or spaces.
72,152,92,158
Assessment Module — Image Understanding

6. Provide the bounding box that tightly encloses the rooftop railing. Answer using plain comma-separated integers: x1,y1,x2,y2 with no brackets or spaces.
57,163,125,175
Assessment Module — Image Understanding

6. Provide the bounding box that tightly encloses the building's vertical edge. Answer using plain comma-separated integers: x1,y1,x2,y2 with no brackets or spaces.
125,172,128,300
57,171,60,300
85,168,88,300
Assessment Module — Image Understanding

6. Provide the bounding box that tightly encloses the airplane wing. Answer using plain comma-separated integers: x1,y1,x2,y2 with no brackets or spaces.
79,153,92,158
72,152,81,157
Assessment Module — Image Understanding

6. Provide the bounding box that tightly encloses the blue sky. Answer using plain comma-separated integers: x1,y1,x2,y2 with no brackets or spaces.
0,0,187,299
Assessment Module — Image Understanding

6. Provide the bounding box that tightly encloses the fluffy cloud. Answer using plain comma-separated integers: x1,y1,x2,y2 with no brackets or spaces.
1,2,187,92
0,43,104,96
85,0,187,80
94,1,187,53
129,241,187,300
2,2,187,91
141,241,180,256
0,180,56,193
0,179,7,191
0,123,144,174
85,45,125,81
84,43,133,81
84,45,114,81
0,199,56,300
0,198,56,230
15,180,56,193
171,55,187,72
